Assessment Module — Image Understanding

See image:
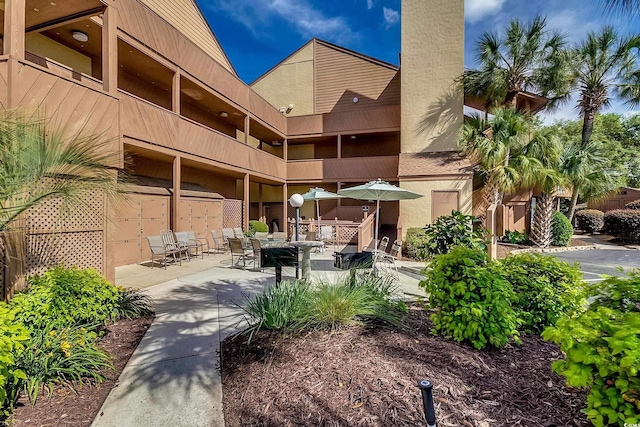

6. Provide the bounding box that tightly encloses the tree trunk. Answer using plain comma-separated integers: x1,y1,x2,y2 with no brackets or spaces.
505,91,518,109
530,192,556,248
581,110,596,148
479,174,501,228
567,190,580,224
2,226,27,302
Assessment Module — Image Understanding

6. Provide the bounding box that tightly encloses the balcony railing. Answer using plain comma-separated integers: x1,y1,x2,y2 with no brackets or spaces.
287,156,399,182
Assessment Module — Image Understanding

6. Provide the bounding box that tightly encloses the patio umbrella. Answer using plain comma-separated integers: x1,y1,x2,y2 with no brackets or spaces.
337,179,423,249
301,187,344,234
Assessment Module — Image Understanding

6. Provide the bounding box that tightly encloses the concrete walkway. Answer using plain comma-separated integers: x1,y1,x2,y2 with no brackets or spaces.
92,250,427,427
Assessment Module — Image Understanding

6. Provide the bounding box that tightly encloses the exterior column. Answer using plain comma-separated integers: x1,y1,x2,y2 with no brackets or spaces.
337,134,342,159
282,183,288,231
172,156,181,231
172,70,181,114
243,173,250,230
4,0,26,59
244,115,250,144
337,182,342,207
283,139,288,161
258,184,263,222
101,5,118,94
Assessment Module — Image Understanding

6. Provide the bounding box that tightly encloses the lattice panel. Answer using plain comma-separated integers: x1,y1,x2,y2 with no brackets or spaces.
26,231,104,276
27,190,104,232
336,226,358,244
223,199,243,228
288,223,309,237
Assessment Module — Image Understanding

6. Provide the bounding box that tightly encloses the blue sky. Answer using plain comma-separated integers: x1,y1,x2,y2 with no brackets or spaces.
199,0,640,123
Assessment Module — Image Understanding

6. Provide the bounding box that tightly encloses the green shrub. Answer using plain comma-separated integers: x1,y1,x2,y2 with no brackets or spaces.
0,306,29,415
245,280,312,334
15,324,112,404
551,211,572,246
604,209,640,243
114,286,154,320
499,254,585,334
420,211,486,259
542,273,640,427
11,266,119,330
501,229,528,245
420,247,519,349
575,209,605,234
403,228,430,261
247,220,269,237
624,199,640,210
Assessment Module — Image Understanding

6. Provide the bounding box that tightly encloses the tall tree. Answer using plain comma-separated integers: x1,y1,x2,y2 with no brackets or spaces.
0,111,127,300
463,15,571,110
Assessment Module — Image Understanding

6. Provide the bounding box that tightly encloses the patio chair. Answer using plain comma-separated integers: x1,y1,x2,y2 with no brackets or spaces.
254,232,269,240
211,230,229,253
290,233,306,242
272,231,287,241
228,237,256,269
375,239,401,278
175,231,207,259
233,227,245,239
160,229,190,262
146,235,182,269
319,225,336,252
249,238,263,271
222,228,235,243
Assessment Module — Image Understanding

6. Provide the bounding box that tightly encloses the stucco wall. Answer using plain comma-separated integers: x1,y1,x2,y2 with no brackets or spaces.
251,44,314,116
399,178,472,231
400,0,463,153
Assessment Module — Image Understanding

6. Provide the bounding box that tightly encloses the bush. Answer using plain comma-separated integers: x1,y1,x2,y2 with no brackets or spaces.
499,254,584,334
15,324,112,404
419,247,519,349
245,280,312,335
551,211,572,246
604,209,640,243
420,211,486,259
403,228,430,261
542,272,640,426
114,287,154,320
575,209,605,234
11,266,119,330
247,220,269,237
501,230,528,245
625,199,640,210
0,306,29,414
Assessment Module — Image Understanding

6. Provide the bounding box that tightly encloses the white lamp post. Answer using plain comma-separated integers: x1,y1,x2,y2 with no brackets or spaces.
289,193,304,278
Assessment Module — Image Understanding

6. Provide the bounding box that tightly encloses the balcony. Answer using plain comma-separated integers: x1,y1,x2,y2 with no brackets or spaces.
287,156,398,183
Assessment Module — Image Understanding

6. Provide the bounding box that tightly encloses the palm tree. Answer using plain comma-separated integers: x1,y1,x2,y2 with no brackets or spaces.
0,110,127,300
463,15,572,110
459,108,535,225
602,0,640,15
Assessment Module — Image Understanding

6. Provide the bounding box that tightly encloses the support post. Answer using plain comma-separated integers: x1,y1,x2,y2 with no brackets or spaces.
258,184,263,222
172,156,181,231
244,115,250,145
243,173,250,231
487,203,498,260
4,0,26,59
101,5,118,94
283,139,288,161
337,134,342,159
172,70,181,114
282,183,288,232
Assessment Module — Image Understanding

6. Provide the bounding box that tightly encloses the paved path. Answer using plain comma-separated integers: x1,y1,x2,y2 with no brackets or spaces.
92,251,426,427
552,249,640,282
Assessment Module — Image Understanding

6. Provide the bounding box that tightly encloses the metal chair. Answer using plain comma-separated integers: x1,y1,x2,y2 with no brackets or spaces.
160,229,190,261
272,231,287,241
254,232,269,240
375,239,401,278
175,231,207,259
222,228,235,244
249,238,263,271
146,235,182,269
228,238,256,269
233,227,245,239
211,230,229,253
319,225,336,252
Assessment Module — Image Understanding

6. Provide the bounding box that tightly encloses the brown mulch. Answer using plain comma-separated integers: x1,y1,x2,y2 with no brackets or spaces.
7,316,153,427
221,307,588,427
497,238,593,259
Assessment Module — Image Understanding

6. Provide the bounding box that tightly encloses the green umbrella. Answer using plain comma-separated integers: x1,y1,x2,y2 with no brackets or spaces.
337,179,423,248
301,187,344,235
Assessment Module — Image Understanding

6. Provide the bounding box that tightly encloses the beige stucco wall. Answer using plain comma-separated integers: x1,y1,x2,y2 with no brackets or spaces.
399,178,472,231
400,0,463,153
26,34,92,75
251,44,314,116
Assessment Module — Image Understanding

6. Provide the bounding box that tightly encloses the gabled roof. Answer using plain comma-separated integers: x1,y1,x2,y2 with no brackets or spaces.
137,0,236,75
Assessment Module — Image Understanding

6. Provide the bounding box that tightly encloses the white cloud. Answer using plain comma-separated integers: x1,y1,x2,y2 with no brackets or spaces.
546,9,601,42
206,0,358,44
465,0,507,23
367,0,374,9
383,7,399,29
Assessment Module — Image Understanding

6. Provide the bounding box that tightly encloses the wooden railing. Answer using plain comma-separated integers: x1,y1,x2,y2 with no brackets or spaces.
24,52,104,91
357,213,376,252
286,212,376,251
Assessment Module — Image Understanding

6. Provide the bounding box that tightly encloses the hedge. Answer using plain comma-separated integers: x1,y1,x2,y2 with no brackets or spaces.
604,209,640,243
551,211,572,247
574,209,604,234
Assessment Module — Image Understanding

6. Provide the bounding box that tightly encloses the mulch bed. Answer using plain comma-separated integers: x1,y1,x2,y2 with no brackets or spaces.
221,307,588,427
497,238,592,259
6,316,153,427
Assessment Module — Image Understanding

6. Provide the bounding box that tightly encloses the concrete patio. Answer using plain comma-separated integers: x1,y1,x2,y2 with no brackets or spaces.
92,248,427,427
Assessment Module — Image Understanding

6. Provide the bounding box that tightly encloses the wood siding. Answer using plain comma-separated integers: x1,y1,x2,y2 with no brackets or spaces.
287,156,398,182
314,42,400,114
287,106,400,136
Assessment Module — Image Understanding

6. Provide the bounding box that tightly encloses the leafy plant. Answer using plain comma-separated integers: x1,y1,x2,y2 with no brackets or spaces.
245,280,312,335
605,209,640,243
625,199,640,210
551,211,573,246
403,228,430,261
501,230,528,245
420,247,519,349
575,209,605,233
114,286,154,320
247,220,269,237
15,324,112,404
542,272,640,426
499,253,585,334
0,305,29,415
420,211,486,258
11,266,119,330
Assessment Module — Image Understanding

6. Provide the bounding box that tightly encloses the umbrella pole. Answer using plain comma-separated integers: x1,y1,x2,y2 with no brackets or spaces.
375,199,380,250
316,200,320,235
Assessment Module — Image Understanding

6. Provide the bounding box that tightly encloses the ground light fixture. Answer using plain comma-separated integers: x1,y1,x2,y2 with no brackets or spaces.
72,31,88,42
418,379,437,427
289,193,304,279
